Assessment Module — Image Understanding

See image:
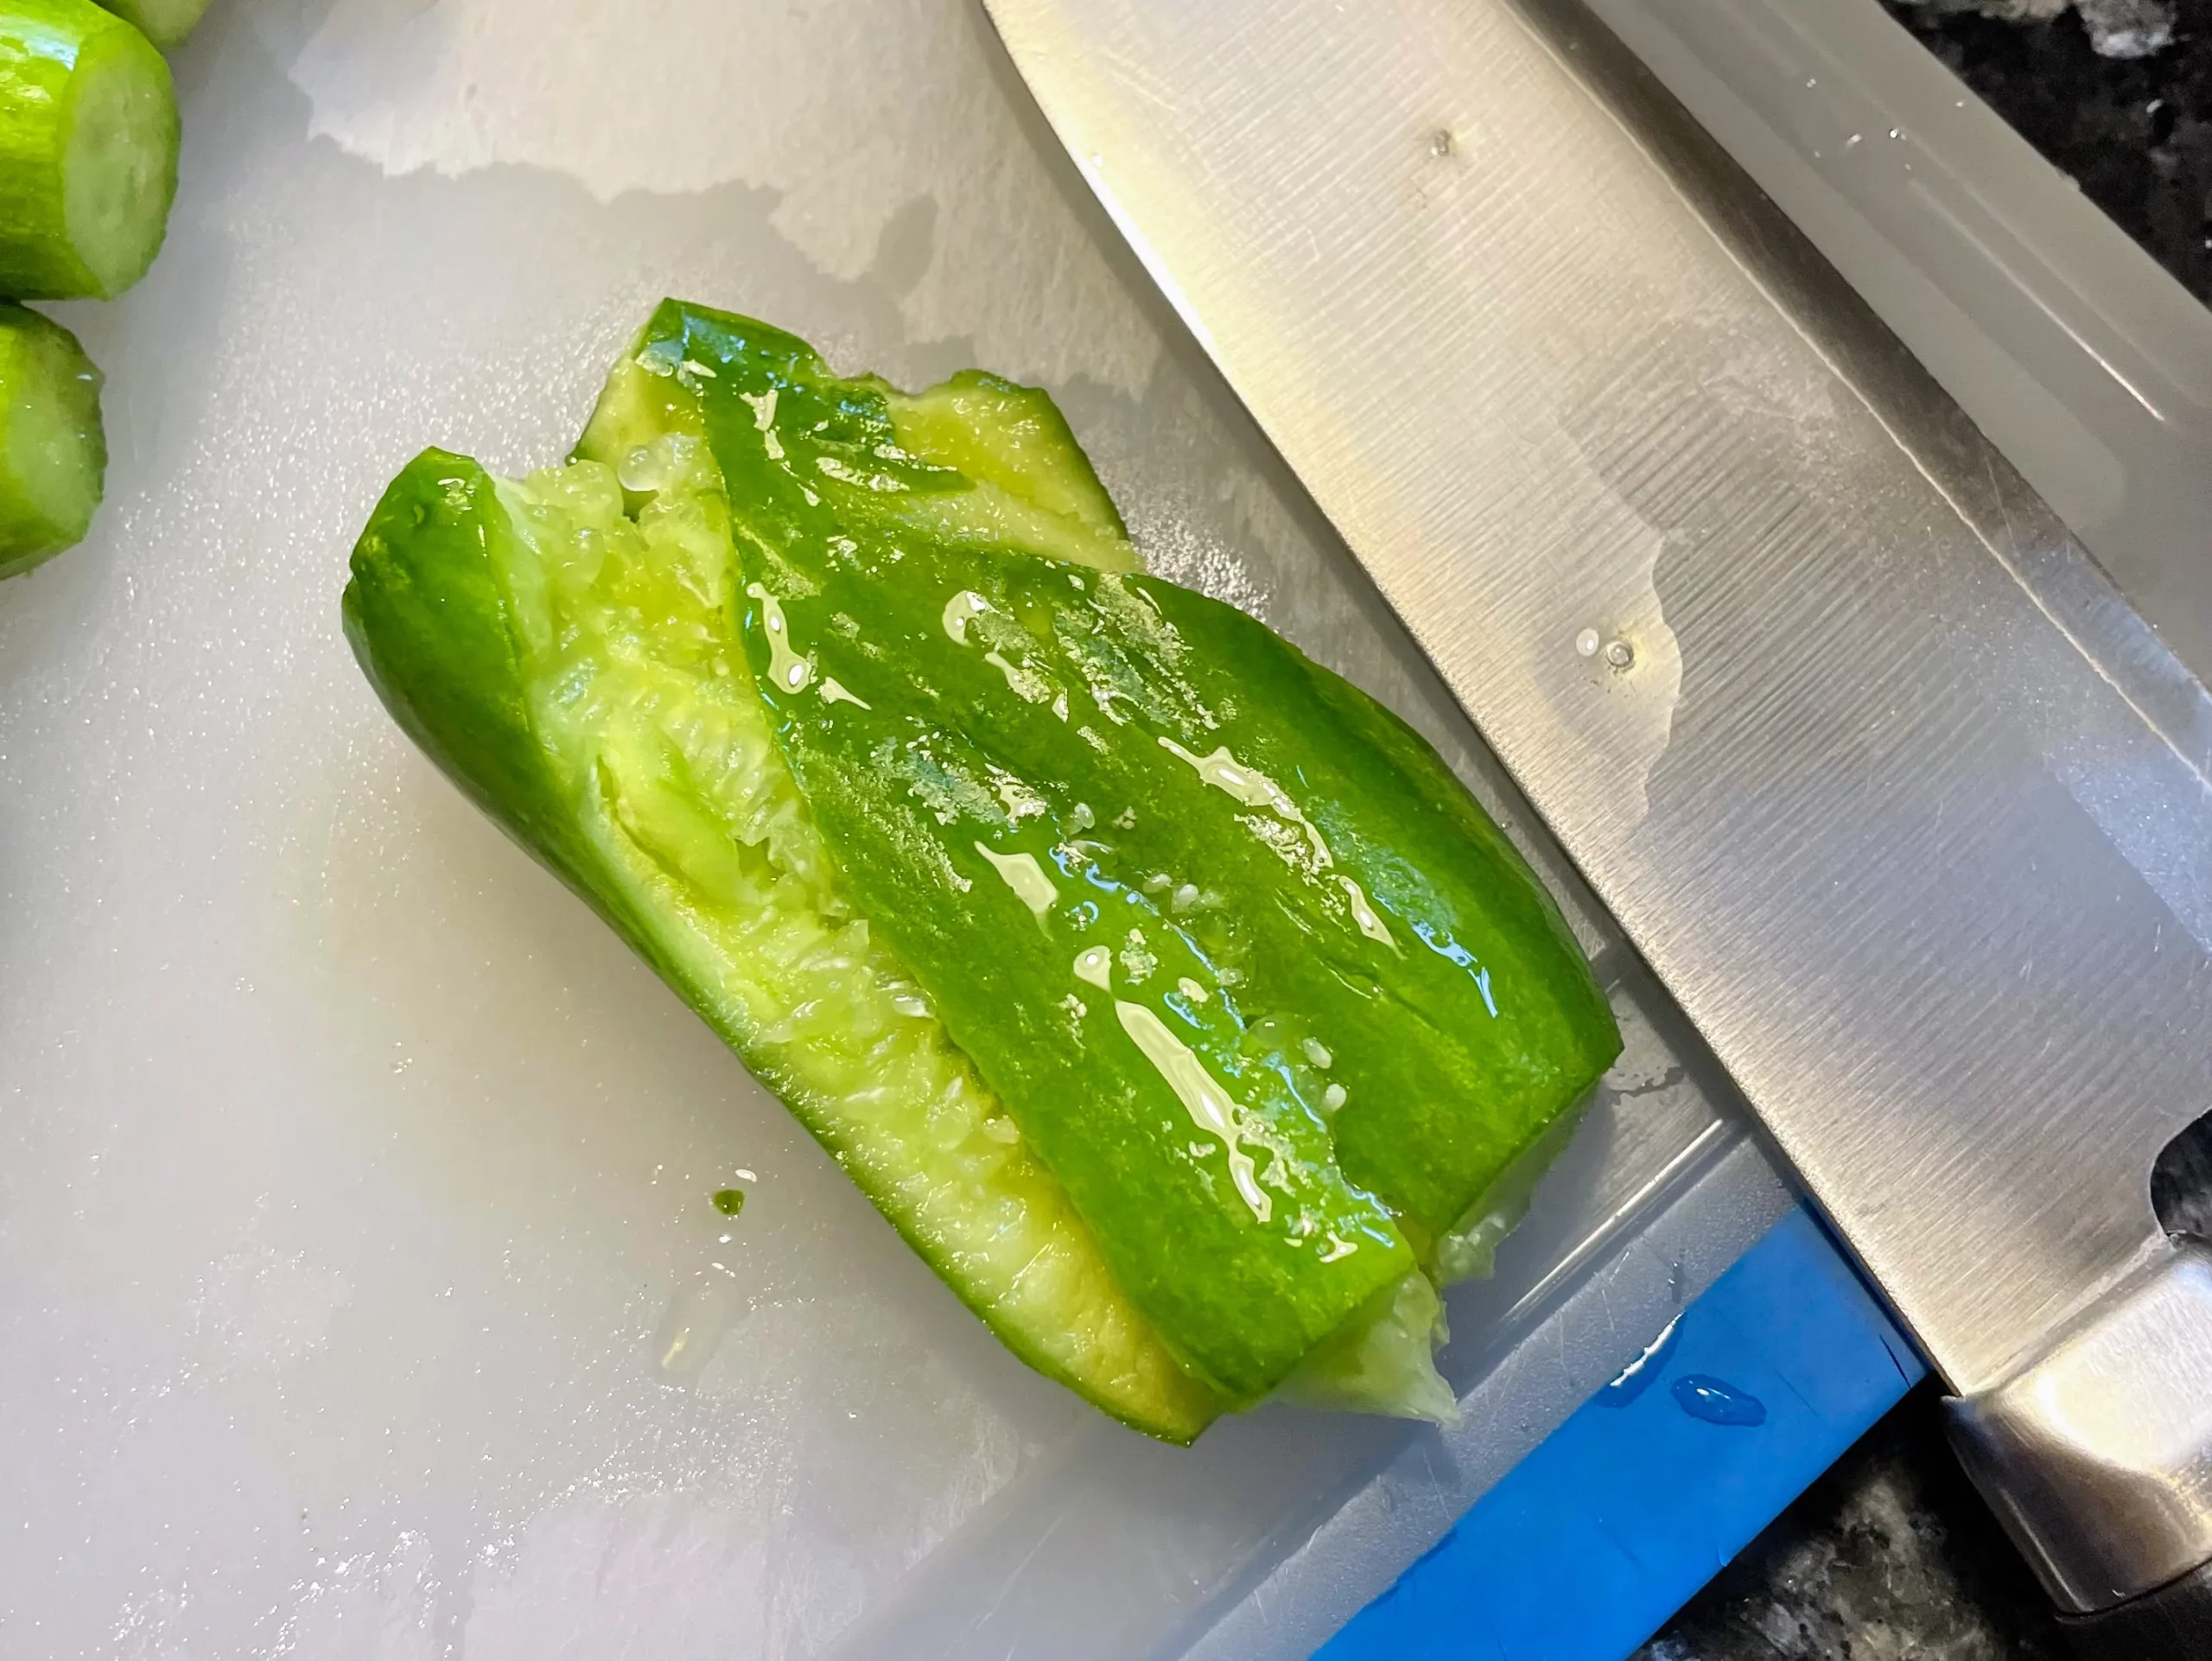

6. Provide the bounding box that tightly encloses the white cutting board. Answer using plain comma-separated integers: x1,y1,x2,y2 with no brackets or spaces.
0,3,1748,1656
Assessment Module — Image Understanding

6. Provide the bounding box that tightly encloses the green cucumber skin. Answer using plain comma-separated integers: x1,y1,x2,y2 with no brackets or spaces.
1138,587,1624,1236
638,300,1622,1244
341,455,701,1009
93,0,209,48
0,301,104,576
743,630,1414,1403
343,449,1224,1442
0,0,177,299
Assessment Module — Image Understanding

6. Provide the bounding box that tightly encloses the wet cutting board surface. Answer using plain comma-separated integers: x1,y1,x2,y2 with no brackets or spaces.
0,3,1750,1655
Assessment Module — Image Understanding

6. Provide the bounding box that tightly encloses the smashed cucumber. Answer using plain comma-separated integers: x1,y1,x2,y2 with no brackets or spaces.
0,0,179,300
345,298,1621,1436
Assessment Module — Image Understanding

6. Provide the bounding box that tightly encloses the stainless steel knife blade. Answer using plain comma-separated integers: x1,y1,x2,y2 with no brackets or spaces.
984,0,2212,1633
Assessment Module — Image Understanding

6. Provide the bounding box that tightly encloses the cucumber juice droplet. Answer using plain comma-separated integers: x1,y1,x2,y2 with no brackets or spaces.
747,582,812,692
1672,1374,1766,1427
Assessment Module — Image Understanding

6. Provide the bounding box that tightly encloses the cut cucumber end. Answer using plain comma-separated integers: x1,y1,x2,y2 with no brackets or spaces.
62,14,179,297
94,0,212,48
0,302,105,578
0,0,181,299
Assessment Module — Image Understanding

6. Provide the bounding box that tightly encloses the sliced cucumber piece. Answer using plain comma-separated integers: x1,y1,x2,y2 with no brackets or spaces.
0,301,104,578
345,444,1223,1444
92,0,209,48
0,0,179,300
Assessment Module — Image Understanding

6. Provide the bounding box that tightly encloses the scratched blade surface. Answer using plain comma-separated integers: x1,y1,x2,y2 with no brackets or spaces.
983,0,2212,1394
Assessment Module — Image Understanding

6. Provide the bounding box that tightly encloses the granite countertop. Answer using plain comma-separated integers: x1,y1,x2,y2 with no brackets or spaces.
1883,0,2212,304
1631,3,2212,1655
1639,1389,2065,1661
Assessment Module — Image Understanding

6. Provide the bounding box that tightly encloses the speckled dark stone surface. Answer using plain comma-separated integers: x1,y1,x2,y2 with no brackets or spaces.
1630,7,2212,1653
1635,1385,2065,1660
1883,1,2212,302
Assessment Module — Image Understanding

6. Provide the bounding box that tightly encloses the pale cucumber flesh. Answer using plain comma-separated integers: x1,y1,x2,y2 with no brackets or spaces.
62,10,177,293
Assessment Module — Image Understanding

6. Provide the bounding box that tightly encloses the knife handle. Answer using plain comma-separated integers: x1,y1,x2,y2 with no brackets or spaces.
1944,1244,2212,1658
2056,1560,2212,1660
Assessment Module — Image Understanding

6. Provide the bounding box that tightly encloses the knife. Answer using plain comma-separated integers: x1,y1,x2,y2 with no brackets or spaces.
981,0,2212,1651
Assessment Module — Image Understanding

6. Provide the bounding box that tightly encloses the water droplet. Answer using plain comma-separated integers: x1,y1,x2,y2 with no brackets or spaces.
1673,1374,1766,1426
747,582,813,695
1575,627,1601,658
1605,639,1635,671
1597,1315,1681,1407
618,442,664,493
976,842,1059,919
941,589,994,646
653,1270,737,1380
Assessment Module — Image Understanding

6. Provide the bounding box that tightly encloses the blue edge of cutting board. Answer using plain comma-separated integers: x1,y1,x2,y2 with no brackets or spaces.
1321,1206,1927,1661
